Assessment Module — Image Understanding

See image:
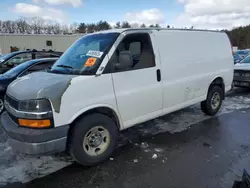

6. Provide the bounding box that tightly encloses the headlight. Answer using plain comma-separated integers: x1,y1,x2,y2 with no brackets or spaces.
17,99,53,128
18,99,52,113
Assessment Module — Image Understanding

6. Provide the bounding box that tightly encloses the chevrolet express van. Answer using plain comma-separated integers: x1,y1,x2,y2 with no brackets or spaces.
1,28,234,166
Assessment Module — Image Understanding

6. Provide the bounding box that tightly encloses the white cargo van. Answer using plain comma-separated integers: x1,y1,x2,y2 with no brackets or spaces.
1,28,233,166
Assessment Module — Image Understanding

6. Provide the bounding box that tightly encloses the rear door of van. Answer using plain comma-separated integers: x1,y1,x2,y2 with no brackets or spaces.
110,31,163,129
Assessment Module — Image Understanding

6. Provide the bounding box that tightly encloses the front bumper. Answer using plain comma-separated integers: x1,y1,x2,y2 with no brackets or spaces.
1,111,69,155
233,70,250,87
233,79,250,88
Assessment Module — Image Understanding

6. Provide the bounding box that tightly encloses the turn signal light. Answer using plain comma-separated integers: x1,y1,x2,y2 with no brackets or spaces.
18,119,51,128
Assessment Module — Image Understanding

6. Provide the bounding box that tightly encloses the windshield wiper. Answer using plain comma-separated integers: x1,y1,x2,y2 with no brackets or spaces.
57,64,73,69
56,64,73,73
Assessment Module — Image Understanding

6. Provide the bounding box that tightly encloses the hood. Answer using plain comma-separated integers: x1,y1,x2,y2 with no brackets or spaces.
234,63,250,71
7,72,77,113
0,74,12,81
0,75,14,89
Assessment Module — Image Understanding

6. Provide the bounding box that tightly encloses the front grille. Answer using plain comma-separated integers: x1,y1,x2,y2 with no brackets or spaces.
234,70,250,81
5,94,19,109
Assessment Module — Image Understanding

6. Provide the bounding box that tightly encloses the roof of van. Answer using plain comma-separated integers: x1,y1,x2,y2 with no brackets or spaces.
94,28,224,34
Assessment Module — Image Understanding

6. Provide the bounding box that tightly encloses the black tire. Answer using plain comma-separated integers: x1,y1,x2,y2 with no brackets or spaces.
0,96,5,114
69,113,118,166
201,85,223,116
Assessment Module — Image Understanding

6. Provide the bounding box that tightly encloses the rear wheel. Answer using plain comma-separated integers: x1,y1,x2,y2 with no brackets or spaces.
69,113,118,166
201,85,223,116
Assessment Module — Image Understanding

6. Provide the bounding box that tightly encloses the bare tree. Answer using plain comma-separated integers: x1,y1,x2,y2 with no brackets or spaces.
4,21,16,33
53,23,62,34
44,20,55,34
29,17,45,34
46,24,54,34
70,22,78,34
16,18,29,33
62,24,70,34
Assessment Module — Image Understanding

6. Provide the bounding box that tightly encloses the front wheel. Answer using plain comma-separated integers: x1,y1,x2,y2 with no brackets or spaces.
201,86,223,116
69,113,118,166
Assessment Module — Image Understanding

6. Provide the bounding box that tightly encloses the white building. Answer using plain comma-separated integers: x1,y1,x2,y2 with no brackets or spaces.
0,34,83,54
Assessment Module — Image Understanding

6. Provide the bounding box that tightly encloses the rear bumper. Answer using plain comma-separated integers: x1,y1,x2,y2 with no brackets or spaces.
1,111,69,155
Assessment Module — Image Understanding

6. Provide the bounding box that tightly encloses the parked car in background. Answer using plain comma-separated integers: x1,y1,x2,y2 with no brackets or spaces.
0,58,58,113
234,50,250,60
0,49,62,74
233,53,242,64
233,54,250,88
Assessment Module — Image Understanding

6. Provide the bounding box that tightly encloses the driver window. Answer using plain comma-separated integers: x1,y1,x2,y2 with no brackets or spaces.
129,42,141,55
107,33,155,73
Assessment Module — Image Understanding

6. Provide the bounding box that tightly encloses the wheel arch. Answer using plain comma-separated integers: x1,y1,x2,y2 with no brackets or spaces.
208,76,225,99
68,105,122,129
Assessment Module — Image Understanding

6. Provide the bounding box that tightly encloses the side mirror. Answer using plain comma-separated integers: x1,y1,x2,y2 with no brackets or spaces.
7,62,14,67
115,51,133,71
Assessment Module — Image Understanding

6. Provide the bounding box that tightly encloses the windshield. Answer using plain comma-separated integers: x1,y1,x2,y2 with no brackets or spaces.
50,33,119,75
0,54,12,63
240,55,250,64
3,62,29,77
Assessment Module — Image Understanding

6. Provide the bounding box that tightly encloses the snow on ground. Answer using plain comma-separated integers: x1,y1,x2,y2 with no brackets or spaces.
130,95,250,136
0,136,72,186
0,94,250,186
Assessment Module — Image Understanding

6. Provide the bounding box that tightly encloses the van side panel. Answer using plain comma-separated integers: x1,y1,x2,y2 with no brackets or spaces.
154,30,233,113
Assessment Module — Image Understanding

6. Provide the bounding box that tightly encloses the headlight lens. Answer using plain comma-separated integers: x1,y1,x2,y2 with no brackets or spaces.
18,99,52,112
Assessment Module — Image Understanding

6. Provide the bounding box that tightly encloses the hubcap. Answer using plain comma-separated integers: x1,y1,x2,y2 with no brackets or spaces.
0,99,4,113
83,126,110,156
211,92,221,110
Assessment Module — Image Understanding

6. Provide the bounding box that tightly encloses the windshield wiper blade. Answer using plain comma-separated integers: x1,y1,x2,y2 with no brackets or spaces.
56,64,73,69
56,64,73,73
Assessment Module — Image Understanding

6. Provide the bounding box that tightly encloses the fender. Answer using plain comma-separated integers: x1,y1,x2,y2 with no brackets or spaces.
67,104,124,130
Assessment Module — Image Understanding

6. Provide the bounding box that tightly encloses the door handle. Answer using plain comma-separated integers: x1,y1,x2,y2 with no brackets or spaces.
156,69,161,82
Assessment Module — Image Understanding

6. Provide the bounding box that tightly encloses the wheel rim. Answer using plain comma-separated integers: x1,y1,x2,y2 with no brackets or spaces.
0,98,4,113
211,92,221,110
83,126,110,156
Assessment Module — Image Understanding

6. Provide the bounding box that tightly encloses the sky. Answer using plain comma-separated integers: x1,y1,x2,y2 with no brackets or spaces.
0,0,250,30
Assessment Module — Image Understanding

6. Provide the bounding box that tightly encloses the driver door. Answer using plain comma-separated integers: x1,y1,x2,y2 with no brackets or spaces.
111,32,163,129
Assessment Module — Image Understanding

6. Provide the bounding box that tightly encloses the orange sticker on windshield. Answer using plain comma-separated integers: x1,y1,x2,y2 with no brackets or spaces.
85,57,97,67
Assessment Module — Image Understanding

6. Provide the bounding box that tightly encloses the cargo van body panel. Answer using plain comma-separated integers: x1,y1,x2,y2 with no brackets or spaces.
153,30,233,113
